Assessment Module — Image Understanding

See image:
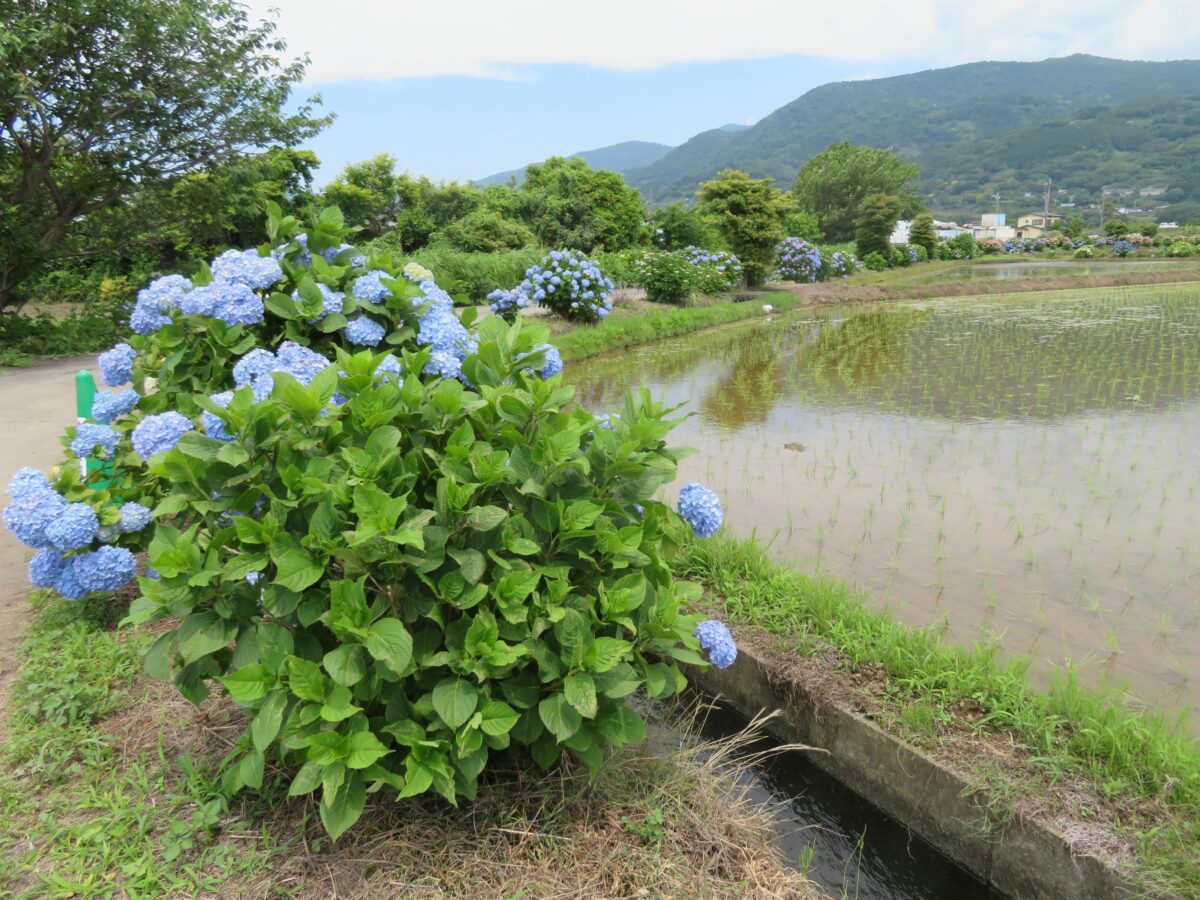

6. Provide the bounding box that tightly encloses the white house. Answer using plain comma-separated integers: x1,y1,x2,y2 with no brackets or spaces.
889,220,912,244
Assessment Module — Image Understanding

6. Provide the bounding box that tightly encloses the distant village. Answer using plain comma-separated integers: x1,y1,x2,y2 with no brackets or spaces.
891,183,1181,244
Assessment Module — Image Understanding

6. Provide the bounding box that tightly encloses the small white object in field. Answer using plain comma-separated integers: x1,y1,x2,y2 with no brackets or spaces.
762,304,774,313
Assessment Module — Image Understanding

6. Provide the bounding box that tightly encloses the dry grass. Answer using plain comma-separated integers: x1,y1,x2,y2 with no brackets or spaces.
13,652,820,899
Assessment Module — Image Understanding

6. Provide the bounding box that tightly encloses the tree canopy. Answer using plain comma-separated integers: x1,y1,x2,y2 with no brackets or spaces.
792,143,922,242
0,0,329,306
521,157,646,252
697,170,785,286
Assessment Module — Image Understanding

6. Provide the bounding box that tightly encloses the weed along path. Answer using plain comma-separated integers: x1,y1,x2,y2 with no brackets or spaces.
0,354,99,728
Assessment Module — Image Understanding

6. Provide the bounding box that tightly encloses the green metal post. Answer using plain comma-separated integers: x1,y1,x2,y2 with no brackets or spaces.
74,370,115,489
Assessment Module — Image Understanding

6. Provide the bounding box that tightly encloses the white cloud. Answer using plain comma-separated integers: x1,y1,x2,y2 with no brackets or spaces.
248,0,1200,84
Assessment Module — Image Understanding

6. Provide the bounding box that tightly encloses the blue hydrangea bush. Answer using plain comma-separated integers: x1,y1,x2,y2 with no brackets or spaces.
491,250,614,324
775,237,824,283
682,246,743,293
3,204,737,840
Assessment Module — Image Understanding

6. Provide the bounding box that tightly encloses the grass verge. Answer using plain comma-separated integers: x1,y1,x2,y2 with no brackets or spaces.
554,292,802,362
0,590,816,898
674,534,1200,898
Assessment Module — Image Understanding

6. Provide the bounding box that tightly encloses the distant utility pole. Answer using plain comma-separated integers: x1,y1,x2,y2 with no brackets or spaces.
1100,185,1109,232
992,192,1003,214
1043,178,1052,215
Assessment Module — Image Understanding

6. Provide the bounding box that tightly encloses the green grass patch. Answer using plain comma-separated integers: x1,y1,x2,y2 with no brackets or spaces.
674,534,1200,895
0,589,813,897
556,293,804,362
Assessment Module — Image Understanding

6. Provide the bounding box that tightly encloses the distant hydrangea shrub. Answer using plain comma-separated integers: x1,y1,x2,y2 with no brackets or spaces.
4,204,734,842
638,251,699,305
825,249,856,278
1112,239,1135,257
682,246,743,292
775,237,823,283
523,250,614,323
862,251,889,271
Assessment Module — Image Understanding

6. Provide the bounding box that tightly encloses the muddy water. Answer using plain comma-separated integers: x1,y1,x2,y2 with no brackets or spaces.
573,285,1200,717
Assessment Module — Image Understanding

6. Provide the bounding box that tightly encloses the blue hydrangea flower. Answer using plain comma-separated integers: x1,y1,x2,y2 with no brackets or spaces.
211,248,283,290
246,571,261,586
129,300,172,335
118,502,153,533
202,391,234,442
180,281,265,326
29,548,67,589
96,524,121,543
7,467,50,499
131,411,193,460
275,341,330,386
91,389,139,424
3,488,66,547
678,482,723,538
376,354,403,383
425,350,463,381
353,270,392,304
128,275,191,335
53,562,88,601
98,343,136,387
143,274,193,311
518,343,563,380
73,545,137,593
319,244,345,263
44,502,99,551
232,348,277,388
71,423,119,458
695,619,737,669
344,316,386,346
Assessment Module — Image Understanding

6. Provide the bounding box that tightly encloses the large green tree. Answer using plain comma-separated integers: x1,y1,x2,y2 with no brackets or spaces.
0,0,329,307
855,194,901,258
521,156,647,252
908,213,937,258
792,142,922,242
697,170,786,286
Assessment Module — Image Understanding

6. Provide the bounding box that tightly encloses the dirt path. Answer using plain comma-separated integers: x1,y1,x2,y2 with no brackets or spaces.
0,354,100,725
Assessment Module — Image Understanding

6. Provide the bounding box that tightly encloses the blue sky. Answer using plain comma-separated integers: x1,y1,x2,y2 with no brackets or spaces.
246,0,1200,187
300,56,918,185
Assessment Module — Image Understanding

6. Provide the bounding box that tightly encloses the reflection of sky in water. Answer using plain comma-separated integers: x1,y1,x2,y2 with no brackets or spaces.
572,286,1200,722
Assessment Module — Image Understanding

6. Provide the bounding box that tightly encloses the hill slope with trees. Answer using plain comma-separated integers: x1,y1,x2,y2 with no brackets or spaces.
623,55,1200,220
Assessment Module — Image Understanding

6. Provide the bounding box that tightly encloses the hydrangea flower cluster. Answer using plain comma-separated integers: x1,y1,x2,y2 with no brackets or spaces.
518,343,563,380
677,482,723,538
513,250,614,323
232,341,334,401
826,250,856,278
98,343,136,386
486,287,529,320
403,262,434,283
682,246,743,289
210,248,284,291
131,411,193,460
129,275,191,334
343,316,386,347
180,281,265,326
414,281,477,380
694,619,738,669
3,470,140,601
352,270,393,304
71,423,119,458
202,391,235,442
91,389,140,424
775,238,824,283
1112,239,1135,257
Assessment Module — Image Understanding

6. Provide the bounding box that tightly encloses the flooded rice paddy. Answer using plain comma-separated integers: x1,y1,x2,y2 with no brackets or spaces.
574,284,1200,718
